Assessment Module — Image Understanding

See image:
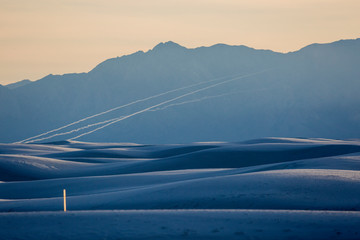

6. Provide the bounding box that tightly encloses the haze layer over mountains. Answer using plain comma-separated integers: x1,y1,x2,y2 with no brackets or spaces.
1,38,359,143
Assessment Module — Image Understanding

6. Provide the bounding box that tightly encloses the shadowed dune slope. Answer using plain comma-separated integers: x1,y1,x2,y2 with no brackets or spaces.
0,137,360,213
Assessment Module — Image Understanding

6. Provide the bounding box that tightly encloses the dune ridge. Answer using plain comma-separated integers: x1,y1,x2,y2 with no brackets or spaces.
1,137,360,239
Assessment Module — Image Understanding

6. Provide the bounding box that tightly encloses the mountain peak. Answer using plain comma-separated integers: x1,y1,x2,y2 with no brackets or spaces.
5,79,32,90
151,41,186,52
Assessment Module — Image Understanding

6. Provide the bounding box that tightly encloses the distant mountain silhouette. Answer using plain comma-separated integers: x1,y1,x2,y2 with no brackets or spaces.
1,38,360,143
5,79,32,89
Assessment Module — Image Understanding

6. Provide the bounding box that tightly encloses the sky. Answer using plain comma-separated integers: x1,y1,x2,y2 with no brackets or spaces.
0,0,359,85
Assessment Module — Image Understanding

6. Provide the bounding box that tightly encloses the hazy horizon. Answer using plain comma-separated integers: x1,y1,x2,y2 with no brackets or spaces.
1,0,360,85
3,38,358,85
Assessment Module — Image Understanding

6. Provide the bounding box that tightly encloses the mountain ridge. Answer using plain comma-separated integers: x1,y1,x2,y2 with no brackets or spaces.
8,38,359,88
1,38,359,143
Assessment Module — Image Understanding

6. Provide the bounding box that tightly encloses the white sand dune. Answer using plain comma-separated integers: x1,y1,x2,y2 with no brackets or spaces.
1,210,360,240
0,137,360,239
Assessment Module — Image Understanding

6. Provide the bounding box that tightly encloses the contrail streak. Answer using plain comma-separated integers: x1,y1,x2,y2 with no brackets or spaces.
16,73,245,144
148,88,274,112
32,88,272,143
28,89,271,143
148,93,233,111
24,117,121,143
69,70,269,140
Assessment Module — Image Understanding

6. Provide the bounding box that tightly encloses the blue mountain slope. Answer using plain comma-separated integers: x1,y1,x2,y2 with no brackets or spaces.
0,39,359,143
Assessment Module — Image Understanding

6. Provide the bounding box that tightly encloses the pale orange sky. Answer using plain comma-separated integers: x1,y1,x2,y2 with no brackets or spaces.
0,0,359,85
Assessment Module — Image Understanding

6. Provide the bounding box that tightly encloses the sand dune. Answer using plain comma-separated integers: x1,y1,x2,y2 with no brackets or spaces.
1,138,360,239
1,210,360,240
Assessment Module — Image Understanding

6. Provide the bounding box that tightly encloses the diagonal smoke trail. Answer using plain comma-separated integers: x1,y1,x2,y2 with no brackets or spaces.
148,93,233,112
30,88,272,143
149,88,275,112
16,72,244,144
69,70,269,140
24,117,121,143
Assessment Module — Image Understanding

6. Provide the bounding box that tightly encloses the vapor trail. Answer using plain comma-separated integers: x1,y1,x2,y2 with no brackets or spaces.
16,73,244,144
69,70,268,140
149,88,274,112
148,93,232,111
33,88,272,143
24,117,121,143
